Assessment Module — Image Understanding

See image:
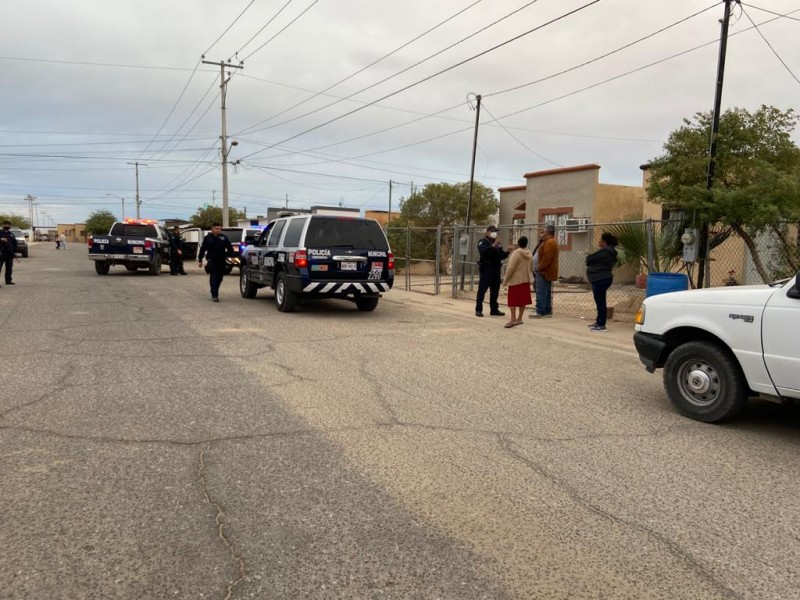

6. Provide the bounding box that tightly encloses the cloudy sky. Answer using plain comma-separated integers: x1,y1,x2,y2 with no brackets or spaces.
1,0,798,227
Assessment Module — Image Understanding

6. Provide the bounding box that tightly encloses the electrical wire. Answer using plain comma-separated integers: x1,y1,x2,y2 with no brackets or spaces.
740,5,800,85
239,1,600,161
241,0,322,62
480,101,562,167
740,3,800,22
232,0,296,59
235,0,484,135
204,0,257,58
237,0,541,137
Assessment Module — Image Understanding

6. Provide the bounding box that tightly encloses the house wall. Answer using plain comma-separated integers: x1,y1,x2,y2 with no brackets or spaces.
594,184,646,224
526,168,598,223
497,187,525,246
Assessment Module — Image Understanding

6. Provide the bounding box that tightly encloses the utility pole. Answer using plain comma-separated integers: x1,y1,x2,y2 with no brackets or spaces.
697,0,737,289
24,194,36,230
388,180,394,224
127,162,146,219
461,93,482,291
212,190,216,207
285,194,289,209
202,58,243,228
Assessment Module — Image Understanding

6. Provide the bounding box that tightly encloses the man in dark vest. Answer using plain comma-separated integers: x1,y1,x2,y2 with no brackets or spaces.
475,225,510,317
169,226,187,275
0,220,18,286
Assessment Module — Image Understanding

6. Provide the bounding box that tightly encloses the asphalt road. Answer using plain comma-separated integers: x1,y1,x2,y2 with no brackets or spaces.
1,245,798,600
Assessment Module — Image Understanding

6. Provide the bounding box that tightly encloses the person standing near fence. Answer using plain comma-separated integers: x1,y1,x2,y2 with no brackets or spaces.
475,225,510,317
585,232,618,332
530,224,559,318
501,235,533,327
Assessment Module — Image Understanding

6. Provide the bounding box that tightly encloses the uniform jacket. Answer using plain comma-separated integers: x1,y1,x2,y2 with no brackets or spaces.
198,233,234,264
0,229,17,256
169,233,184,253
502,248,533,288
585,245,618,283
537,236,559,282
477,237,509,269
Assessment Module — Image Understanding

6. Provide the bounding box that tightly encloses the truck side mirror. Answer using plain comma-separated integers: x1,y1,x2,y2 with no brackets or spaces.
788,271,800,299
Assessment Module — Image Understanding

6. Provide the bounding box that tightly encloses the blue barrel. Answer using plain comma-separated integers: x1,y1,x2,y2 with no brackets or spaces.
645,272,689,297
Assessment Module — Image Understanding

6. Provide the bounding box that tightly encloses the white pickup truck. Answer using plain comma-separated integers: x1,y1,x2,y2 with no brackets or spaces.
633,272,800,422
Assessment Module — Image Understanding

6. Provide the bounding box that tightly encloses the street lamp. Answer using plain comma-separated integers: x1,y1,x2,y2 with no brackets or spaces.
222,139,239,228
106,194,125,220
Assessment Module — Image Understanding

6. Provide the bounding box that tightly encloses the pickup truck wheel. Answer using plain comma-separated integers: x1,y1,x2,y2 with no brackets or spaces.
355,296,379,311
22,248,29,258
240,268,257,299
95,261,110,275
149,254,162,276
275,272,297,312
663,341,748,423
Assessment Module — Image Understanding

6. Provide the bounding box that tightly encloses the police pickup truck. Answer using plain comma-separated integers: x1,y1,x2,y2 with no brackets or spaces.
239,214,394,312
633,272,800,422
88,219,171,275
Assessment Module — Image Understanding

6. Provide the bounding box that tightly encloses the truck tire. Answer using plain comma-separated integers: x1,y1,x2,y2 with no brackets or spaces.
355,296,379,312
95,261,110,275
22,248,29,258
663,340,748,423
275,272,297,312
149,254,162,276
240,267,258,299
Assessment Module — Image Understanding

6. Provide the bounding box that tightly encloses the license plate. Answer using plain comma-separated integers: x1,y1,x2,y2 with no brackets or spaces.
133,247,143,254
340,262,357,271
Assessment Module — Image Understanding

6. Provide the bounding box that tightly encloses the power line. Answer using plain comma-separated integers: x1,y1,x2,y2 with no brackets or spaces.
480,101,562,167
241,0,322,62
205,0,257,57
240,1,600,161
233,0,297,59
237,0,542,138
236,0,483,135
740,3,800,23
0,55,196,71
740,5,800,85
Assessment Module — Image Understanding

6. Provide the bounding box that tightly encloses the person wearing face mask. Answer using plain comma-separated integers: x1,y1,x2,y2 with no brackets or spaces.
475,225,511,317
0,220,18,286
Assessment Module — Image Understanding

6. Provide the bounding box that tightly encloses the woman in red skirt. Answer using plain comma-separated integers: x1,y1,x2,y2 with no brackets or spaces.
501,235,534,328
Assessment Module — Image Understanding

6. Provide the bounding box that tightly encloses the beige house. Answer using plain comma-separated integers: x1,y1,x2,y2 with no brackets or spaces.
56,223,87,244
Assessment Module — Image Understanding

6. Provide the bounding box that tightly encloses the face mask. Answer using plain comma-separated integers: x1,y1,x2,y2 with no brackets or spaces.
2,226,9,230
489,232,498,239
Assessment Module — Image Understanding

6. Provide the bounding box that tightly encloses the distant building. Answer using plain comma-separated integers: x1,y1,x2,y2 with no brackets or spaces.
57,223,87,244
309,206,360,217
365,209,401,227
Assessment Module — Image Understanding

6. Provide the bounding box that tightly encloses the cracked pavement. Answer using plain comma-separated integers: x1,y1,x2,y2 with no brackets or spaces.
1,246,798,599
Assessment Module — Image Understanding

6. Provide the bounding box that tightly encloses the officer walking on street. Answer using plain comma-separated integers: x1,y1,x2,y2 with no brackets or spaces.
169,226,187,275
197,223,234,302
475,225,511,317
0,220,18,287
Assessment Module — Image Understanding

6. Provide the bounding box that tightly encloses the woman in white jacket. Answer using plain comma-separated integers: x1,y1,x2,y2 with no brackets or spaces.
501,236,534,328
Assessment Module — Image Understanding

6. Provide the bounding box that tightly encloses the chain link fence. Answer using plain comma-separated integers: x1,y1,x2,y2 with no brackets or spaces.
387,220,800,322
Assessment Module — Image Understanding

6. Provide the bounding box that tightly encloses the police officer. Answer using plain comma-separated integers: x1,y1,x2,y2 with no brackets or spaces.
0,220,18,286
197,222,234,302
169,226,187,275
475,225,510,317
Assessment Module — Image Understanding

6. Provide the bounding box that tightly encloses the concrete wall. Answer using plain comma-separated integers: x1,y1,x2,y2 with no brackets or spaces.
526,168,598,222
593,184,646,224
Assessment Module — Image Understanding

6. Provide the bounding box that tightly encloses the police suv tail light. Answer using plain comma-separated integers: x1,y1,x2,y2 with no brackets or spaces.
387,252,394,270
295,249,308,268
88,236,94,247
144,240,153,250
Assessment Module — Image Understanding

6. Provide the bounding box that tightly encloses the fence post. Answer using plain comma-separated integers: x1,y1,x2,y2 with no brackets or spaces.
646,219,655,273
405,225,411,291
435,225,441,295
452,225,459,298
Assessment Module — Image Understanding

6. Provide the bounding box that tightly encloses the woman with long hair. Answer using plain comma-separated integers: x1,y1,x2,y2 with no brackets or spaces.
501,235,534,328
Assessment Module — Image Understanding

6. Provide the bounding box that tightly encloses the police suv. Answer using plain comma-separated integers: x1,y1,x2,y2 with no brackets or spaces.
239,214,394,312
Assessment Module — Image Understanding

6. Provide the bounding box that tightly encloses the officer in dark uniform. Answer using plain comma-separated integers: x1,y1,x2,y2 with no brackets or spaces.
169,226,187,275
475,225,509,317
0,220,18,286
197,222,234,302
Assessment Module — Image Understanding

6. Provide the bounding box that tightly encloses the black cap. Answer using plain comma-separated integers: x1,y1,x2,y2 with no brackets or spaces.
486,225,499,232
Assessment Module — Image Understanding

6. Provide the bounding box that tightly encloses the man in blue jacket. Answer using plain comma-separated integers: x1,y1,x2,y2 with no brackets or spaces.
475,225,510,317
197,223,235,302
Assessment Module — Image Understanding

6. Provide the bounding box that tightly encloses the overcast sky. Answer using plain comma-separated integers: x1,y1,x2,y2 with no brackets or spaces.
1,0,798,227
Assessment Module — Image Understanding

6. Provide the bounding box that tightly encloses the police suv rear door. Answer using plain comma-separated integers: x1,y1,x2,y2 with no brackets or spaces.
303,217,392,291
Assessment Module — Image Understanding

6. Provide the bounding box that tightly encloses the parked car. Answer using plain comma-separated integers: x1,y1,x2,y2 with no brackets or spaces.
239,215,394,312
87,219,171,275
10,228,28,258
